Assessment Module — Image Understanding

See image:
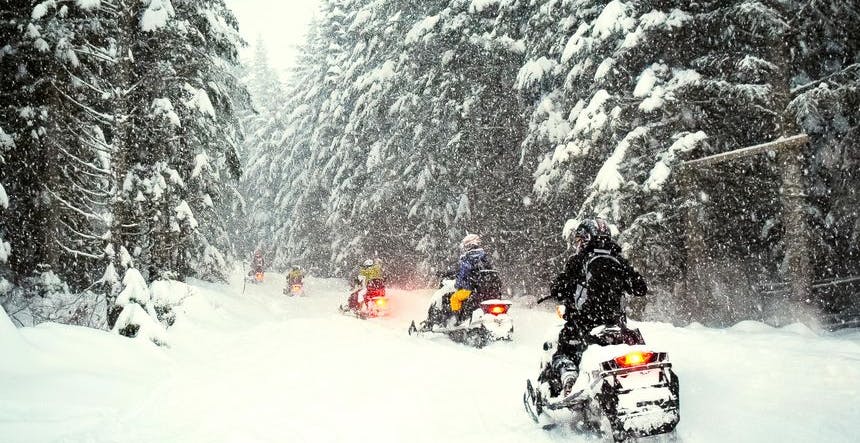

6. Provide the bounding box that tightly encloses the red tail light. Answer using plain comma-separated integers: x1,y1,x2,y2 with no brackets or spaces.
614,351,655,367
484,304,509,316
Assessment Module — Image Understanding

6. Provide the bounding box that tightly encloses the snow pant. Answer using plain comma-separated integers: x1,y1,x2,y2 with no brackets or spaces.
539,321,588,397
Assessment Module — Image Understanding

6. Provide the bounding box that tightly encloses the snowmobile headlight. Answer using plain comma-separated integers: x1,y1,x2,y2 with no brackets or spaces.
556,305,566,319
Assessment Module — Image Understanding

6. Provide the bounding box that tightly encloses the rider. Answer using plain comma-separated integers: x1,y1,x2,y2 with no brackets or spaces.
449,234,499,323
287,265,304,285
348,259,384,310
250,249,266,275
539,218,647,397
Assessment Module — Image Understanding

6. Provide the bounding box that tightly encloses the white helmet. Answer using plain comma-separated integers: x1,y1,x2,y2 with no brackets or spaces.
362,259,374,267
460,234,481,251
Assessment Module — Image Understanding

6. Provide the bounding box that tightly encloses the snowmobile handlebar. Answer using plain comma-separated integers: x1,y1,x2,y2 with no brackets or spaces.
536,294,555,304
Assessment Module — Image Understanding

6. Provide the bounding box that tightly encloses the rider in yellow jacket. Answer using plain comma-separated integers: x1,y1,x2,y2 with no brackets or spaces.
358,260,383,284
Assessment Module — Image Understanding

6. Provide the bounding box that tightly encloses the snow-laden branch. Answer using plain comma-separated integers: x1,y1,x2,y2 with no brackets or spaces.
50,82,114,124
54,238,105,260
59,219,106,241
42,186,106,222
55,144,112,175
791,63,860,95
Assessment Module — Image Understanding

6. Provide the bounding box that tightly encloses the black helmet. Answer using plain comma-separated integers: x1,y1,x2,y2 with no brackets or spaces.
574,218,611,249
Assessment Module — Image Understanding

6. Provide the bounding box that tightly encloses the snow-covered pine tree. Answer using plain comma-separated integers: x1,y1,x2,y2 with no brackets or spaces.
787,0,860,316
384,0,533,281
239,37,290,263
109,0,244,282
520,0,804,323
106,0,246,333
0,123,12,301
260,0,355,275
0,1,113,326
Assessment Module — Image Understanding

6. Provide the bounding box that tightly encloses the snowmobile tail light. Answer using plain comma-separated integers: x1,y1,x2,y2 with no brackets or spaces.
614,351,655,367
484,304,509,315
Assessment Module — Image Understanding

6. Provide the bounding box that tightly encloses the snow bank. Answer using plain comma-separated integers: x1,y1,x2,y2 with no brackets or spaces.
150,279,193,308
3,273,859,443
0,305,19,344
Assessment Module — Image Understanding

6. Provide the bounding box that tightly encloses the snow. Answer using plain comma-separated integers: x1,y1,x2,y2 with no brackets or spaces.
572,89,611,136
33,38,50,53
0,184,7,209
592,127,648,191
592,0,634,39
470,0,500,13
594,57,614,81
405,15,440,44
2,272,859,442
31,1,55,20
0,238,9,263
150,279,193,307
561,24,589,64
644,131,707,191
141,0,175,32
191,152,209,179
76,0,101,9
183,85,216,118
175,200,199,230
515,57,557,91
633,66,658,98
115,268,151,306
151,97,181,127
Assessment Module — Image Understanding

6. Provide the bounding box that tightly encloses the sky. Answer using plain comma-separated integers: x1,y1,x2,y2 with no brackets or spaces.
224,0,321,80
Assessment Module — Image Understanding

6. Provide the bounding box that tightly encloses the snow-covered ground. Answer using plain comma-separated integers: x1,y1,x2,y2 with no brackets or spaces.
2,272,859,442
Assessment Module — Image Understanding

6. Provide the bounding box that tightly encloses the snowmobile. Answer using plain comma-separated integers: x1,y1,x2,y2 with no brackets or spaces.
284,281,304,296
248,270,264,284
339,280,389,319
407,273,513,348
523,306,680,442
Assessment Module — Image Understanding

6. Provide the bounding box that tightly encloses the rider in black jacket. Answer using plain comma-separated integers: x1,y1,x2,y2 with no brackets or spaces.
541,218,648,397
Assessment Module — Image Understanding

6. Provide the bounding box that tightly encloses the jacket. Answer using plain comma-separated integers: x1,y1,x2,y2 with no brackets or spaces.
551,239,647,331
456,248,493,291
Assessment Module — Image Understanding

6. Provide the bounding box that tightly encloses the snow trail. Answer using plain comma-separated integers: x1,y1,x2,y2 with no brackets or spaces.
1,272,859,442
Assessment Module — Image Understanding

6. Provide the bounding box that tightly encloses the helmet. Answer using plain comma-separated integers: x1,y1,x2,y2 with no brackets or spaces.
254,250,262,257
362,259,374,267
573,218,611,250
460,234,481,251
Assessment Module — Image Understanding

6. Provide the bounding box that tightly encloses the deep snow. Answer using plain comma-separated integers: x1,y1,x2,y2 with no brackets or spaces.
1,271,859,442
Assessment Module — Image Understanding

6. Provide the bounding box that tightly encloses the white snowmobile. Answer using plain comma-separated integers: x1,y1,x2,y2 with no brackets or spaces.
407,273,513,348
523,308,680,441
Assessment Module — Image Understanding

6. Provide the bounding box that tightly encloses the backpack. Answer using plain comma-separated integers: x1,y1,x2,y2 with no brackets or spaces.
572,248,621,310
467,252,502,299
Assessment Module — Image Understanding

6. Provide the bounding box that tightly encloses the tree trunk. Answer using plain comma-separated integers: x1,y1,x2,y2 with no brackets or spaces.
678,168,708,324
